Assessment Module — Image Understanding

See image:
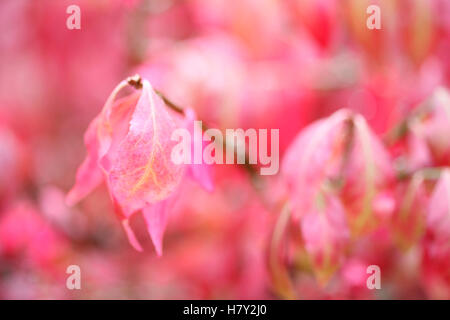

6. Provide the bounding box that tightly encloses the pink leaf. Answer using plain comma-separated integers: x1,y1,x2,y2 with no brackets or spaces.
121,219,143,252
142,200,170,256
66,117,103,206
301,193,349,284
283,110,394,232
427,169,450,242
106,80,184,216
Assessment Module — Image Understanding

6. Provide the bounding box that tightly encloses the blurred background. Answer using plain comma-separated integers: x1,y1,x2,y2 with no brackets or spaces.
0,0,449,299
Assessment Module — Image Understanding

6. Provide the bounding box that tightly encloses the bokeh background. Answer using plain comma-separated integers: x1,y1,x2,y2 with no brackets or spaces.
0,0,449,299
